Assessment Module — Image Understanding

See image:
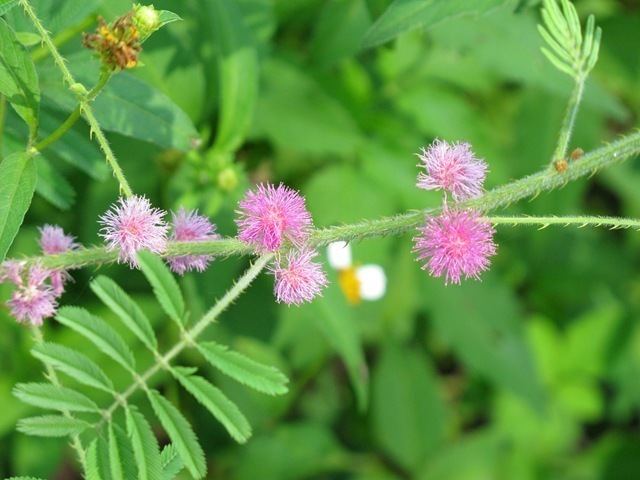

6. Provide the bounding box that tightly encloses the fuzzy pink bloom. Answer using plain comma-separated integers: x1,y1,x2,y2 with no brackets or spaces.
414,210,496,285
417,140,487,201
168,208,220,275
236,184,312,251
0,260,25,285
38,225,78,296
7,265,57,326
99,195,168,267
271,249,328,305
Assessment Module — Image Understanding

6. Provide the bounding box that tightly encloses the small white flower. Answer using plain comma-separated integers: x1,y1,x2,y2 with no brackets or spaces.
327,241,352,270
355,265,387,301
326,242,387,303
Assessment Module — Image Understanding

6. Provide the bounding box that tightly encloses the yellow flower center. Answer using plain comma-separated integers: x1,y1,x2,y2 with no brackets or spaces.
338,267,361,305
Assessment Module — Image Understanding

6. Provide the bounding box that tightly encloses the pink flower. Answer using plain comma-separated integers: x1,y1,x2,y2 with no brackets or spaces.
0,260,25,286
168,208,220,275
236,184,312,252
414,210,496,285
99,195,168,267
7,265,57,326
38,225,78,296
271,249,328,305
417,140,487,201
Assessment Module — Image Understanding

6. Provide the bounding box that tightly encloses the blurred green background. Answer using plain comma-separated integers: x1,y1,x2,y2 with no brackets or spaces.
2,0,640,478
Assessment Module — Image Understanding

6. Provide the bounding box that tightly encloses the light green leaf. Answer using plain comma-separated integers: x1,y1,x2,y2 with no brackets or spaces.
147,389,206,479
17,415,90,437
35,157,75,210
173,367,252,444
197,342,288,396
207,0,258,154
0,151,37,262
362,0,509,49
0,18,39,137
13,382,99,414
126,406,163,480
91,275,158,351
137,251,185,327
108,423,138,480
86,435,112,480
0,0,19,15
160,444,184,480
56,306,136,372
31,342,114,393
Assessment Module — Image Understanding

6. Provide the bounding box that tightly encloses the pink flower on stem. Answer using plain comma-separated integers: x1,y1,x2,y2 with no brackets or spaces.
7,264,57,327
417,139,487,201
0,260,25,286
414,209,496,285
38,225,79,296
99,195,168,267
168,208,220,275
236,184,312,252
271,249,328,305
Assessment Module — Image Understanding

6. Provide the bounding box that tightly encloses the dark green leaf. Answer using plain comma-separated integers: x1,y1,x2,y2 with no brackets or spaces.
35,157,75,210
13,382,99,413
17,415,90,437
137,251,185,327
0,151,37,262
160,444,184,480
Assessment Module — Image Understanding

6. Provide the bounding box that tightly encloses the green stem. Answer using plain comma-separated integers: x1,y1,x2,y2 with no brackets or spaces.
486,215,640,230
30,328,88,472
100,254,273,423
31,15,96,63
551,75,585,163
19,0,133,197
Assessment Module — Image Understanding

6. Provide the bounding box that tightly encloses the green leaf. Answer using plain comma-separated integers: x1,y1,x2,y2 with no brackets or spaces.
0,0,19,16
17,415,89,437
173,367,252,444
147,389,206,479
206,0,258,154
138,9,182,43
0,18,39,137
31,342,114,393
91,275,158,351
108,422,138,480
7,477,47,480
362,0,509,49
56,306,136,373
35,157,75,210
13,382,99,413
126,406,163,480
197,342,288,396
0,151,37,262
160,444,184,480
137,251,185,327
86,436,112,480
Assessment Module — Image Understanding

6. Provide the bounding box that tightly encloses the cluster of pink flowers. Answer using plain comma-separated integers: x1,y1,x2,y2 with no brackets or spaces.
413,139,497,284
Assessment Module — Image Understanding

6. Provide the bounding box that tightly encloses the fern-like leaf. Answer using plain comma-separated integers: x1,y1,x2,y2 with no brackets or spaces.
197,341,289,395
56,306,136,373
13,382,99,413
147,389,206,479
85,437,111,480
125,405,163,480
137,252,185,327
91,275,158,351
173,367,252,444
17,415,90,437
31,342,114,393
160,444,184,480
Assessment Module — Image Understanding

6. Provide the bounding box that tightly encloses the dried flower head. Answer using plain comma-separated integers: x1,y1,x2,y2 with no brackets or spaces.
7,265,57,327
168,208,220,275
417,139,487,201
99,195,168,267
271,249,328,305
414,210,496,285
83,13,141,70
236,184,313,252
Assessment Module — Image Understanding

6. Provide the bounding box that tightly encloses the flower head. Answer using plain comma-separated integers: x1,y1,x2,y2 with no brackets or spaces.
7,265,57,326
168,208,220,275
417,140,487,201
99,195,168,267
414,210,496,285
38,225,78,255
271,249,328,305
0,260,25,286
236,184,312,251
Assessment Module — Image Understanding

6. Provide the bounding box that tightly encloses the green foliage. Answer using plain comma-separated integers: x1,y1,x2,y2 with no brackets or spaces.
13,383,99,413
126,406,163,480
160,444,184,480
17,415,89,438
137,251,186,328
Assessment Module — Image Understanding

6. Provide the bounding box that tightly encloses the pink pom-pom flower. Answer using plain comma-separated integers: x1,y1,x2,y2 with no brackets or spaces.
168,208,220,275
414,209,496,285
99,195,168,267
271,249,328,305
38,225,79,296
6,264,57,327
236,184,312,252
417,139,487,201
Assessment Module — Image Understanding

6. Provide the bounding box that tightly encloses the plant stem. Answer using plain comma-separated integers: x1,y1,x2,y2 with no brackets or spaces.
486,215,640,229
101,254,273,422
31,15,96,63
551,75,585,163
19,0,133,197
30,328,87,472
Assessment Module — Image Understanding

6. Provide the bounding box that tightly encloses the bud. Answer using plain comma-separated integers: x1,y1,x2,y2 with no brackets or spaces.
133,4,160,40
217,167,239,192
69,82,89,98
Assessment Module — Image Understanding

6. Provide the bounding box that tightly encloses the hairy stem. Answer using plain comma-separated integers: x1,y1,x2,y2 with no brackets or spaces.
19,0,133,197
551,76,585,163
486,215,640,229
101,254,273,422
31,15,96,63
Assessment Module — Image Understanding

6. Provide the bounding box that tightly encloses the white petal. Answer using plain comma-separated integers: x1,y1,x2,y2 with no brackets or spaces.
327,241,352,270
356,264,386,301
